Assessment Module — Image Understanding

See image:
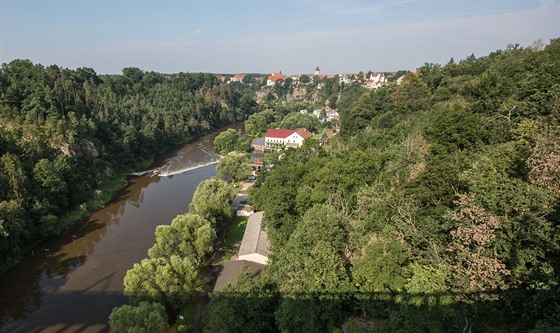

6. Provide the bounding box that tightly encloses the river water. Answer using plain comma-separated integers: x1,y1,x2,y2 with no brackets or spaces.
0,126,233,332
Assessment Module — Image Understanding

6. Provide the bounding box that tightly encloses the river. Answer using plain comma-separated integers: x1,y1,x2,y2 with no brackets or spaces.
0,126,235,332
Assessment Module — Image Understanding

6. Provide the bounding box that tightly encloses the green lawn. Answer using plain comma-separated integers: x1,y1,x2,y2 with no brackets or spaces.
223,215,249,253
173,301,197,333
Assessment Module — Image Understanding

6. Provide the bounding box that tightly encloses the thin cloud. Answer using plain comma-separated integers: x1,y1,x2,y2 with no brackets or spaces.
213,2,558,73
191,27,205,35
288,1,414,26
538,0,559,8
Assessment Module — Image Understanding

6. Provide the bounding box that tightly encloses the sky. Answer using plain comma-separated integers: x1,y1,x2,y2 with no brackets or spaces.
1,0,559,75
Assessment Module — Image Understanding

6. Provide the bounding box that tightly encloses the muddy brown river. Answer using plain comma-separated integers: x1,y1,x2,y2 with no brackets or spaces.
0,125,237,332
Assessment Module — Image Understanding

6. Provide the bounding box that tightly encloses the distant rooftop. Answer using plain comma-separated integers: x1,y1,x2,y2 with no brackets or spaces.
251,137,265,145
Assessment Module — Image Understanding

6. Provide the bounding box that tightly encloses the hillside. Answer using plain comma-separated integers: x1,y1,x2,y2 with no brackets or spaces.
205,40,560,332
0,63,258,274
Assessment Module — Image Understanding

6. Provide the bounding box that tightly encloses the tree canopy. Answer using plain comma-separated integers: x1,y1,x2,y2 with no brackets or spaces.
216,152,252,182
0,62,257,274
109,301,168,333
213,128,247,155
147,213,216,263
188,177,236,227
246,39,560,332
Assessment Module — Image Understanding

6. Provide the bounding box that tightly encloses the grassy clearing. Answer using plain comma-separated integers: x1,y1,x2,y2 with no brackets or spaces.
172,266,211,332
173,300,198,333
222,216,249,259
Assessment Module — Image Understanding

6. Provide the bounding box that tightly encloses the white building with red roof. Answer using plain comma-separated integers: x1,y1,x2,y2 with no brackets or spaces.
265,128,313,149
230,74,246,83
267,72,284,86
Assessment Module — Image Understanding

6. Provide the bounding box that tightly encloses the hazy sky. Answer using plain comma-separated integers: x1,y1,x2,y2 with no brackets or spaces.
1,0,559,74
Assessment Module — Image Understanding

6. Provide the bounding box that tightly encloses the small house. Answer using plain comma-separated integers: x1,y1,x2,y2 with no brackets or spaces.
251,137,265,152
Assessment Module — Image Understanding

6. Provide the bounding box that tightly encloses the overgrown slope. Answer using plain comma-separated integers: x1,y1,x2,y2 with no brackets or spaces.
209,40,560,332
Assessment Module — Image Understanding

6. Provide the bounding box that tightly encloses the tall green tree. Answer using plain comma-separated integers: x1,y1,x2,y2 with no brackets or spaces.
278,112,320,132
109,301,168,333
216,152,252,182
213,128,246,155
351,227,409,293
244,109,279,136
123,256,201,309
188,177,235,227
147,213,215,264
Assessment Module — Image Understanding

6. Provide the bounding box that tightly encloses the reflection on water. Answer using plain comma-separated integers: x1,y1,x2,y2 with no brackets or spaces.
0,125,239,332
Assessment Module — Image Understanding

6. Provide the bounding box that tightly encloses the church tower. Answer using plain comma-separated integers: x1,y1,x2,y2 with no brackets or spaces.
314,66,320,76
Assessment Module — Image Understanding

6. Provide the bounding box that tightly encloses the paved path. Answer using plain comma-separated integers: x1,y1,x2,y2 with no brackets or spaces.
188,181,253,333
232,181,252,207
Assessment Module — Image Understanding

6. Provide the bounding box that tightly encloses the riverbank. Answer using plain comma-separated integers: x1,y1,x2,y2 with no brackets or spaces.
0,123,241,277
0,175,128,276
173,181,253,333
0,125,239,332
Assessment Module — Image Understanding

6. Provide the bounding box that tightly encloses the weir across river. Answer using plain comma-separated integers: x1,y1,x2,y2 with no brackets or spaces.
0,124,241,333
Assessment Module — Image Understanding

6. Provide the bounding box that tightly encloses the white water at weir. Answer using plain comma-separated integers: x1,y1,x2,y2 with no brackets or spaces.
150,140,223,177
155,159,221,177
0,124,242,333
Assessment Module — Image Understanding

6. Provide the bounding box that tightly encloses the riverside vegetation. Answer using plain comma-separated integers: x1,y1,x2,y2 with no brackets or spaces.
114,40,560,332
109,177,236,332
204,40,560,332
0,63,257,275
2,39,559,332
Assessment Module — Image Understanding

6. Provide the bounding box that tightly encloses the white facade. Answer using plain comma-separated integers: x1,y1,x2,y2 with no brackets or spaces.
238,253,268,265
327,110,340,121
285,132,305,147
265,136,284,147
339,75,351,84
265,132,305,148
236,206,254,217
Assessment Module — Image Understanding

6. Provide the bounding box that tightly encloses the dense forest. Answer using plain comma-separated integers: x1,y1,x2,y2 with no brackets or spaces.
203,40,560,332
2,38,559,332
0,61,257,274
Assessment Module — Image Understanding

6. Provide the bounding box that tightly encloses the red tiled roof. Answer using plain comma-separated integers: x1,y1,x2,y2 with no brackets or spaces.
268,72,284,82
296,128,313,140
266,129,294,139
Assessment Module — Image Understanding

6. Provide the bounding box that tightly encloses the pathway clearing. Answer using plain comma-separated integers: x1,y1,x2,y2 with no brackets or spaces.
187,181,253,333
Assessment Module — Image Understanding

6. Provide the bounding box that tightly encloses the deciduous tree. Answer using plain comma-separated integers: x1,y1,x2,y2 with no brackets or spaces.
216,152,252,182
123,256,201,309
188,177,235,227
213,128,246,155
148,213,215,263
109,301,168,333
446,195,510,298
